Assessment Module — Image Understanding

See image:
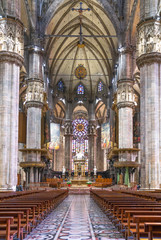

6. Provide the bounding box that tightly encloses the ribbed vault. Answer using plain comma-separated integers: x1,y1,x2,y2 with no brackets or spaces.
45,0,118,98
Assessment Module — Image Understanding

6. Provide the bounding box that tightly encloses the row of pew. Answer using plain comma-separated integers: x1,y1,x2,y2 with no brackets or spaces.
90,189,161,240
0,189,68,240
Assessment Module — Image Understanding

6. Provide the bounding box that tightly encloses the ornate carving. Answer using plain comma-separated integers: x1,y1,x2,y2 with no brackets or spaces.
137,20,161,58
0,19,24,57
64,121,73,135
117,81,135,107
26,81,44,104
88,121,97,135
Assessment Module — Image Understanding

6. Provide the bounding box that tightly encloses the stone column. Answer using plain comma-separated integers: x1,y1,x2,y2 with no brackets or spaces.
64,121,73,173
137,18,161,189
0,14,24,190
88,121,97,174
116,47,136,185
96,127,104,171
20,46,45,186
88,101,97,175
117,47,135,152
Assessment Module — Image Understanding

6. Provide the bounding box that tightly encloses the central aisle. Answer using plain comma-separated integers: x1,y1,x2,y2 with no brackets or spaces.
25,195,125,240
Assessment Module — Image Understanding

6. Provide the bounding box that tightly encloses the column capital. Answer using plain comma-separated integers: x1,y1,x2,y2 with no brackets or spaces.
0,51,24,66
137,19,161,65
0,18,24,58
25,81,44,107
117,81,135,108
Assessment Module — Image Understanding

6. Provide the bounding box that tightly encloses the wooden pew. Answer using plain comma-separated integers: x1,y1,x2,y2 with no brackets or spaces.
0,207,31,234
123,210,161,237
0,212,24,240
144,223,161,240
133,215,161,240
90,189,161,240
0,189,68,239
0,217,14,240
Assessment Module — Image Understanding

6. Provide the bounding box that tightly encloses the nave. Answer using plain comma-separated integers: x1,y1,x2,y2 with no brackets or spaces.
24,194,124,240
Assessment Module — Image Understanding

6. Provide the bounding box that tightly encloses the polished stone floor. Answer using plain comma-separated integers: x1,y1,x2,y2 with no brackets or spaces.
24,195,125,240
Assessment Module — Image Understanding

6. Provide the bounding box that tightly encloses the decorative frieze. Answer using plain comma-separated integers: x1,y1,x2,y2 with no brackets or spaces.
0,19,24,57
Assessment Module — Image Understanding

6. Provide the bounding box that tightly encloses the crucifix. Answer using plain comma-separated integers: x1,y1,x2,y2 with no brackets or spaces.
72,2,90,45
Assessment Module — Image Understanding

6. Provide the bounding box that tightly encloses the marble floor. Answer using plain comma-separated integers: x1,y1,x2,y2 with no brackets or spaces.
24,195,125,240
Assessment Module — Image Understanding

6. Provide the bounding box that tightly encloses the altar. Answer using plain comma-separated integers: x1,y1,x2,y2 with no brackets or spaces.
73,152,87,177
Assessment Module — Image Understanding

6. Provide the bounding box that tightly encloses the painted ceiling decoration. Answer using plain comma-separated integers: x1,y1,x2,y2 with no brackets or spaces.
75,64,87,79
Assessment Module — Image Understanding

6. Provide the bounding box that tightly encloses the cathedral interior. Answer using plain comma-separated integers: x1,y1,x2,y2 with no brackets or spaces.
1,0,161,239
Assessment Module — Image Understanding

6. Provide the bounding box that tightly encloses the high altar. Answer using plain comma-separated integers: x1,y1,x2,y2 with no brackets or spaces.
73,152,87,177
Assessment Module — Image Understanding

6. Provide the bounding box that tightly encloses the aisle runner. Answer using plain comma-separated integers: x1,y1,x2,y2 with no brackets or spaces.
24,195,125,240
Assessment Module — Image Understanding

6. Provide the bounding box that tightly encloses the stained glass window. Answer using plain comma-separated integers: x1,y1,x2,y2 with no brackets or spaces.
58,80,64,91
73,118,88,138
72,140,76,152
77,84,84,95
85,160,88,171
85,139,88,152
98,81,103,92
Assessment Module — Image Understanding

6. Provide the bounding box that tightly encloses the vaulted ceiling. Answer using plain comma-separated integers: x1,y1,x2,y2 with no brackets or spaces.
45,0,118,97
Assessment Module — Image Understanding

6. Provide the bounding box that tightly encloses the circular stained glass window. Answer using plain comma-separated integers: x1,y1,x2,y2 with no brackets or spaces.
73,118,88,138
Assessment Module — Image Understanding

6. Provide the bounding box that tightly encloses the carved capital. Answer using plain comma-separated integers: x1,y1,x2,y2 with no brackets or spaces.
137,19,161,59
25,81,44,105
117,81,135,107
0,18,24,57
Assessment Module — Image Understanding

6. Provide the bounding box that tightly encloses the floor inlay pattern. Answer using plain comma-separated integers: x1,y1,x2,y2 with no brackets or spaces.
85,196,125,240
24,195,125,240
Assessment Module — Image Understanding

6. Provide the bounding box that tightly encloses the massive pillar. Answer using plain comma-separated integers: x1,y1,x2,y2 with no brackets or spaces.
88,101,97,174
20,46,45,186
64,120,73,173
0,1,24,190
116,47,138,185
137,5,161,188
